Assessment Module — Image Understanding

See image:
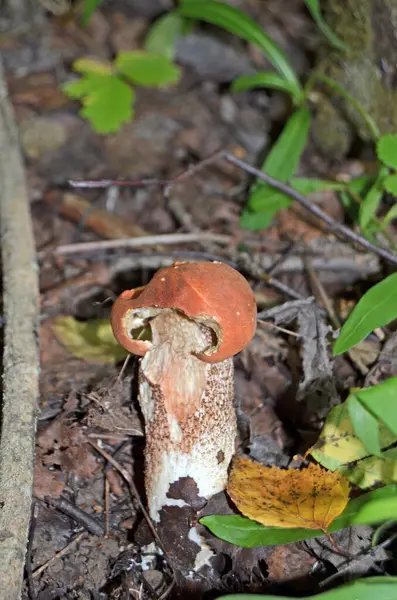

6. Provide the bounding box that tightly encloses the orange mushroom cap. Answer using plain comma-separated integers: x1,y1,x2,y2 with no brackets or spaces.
110,261,257,363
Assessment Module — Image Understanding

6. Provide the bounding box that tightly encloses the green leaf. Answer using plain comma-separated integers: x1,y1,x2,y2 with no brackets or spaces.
382,203,397,226
245,107,311,228
355,378,397,438
304,0,349,51
359,168,387,230
115,51,181,87
201,485,397,547
73,57,112,75
144,12,185,60
289,177,345,193
64,71,135,134
82,0,104,26
231,72,296,97
383,173,397,195
179,0,303,103
244,177,343,227
377,133,397,168
218,577,397,600
333,272,397,355
311,401,397,488
52,317,128,364
315,74,380,140
348,395,382,457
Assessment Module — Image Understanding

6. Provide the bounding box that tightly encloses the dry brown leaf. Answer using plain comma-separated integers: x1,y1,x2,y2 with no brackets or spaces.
227,457,350,532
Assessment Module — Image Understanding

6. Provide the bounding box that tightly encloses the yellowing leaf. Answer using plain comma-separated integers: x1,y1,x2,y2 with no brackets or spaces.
310,402,397,488
227,457,350,532
52,317,128,364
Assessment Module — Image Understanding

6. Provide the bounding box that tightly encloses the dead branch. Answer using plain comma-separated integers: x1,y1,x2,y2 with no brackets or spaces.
0,59,40,600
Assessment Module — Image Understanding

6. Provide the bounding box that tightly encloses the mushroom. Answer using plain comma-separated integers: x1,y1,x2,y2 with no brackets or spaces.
111,261,256,572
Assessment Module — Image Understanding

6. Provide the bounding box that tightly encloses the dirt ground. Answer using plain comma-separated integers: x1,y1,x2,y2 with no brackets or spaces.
2,1,397,599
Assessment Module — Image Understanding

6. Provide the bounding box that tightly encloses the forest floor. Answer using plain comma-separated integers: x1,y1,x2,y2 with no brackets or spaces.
3,1,396,598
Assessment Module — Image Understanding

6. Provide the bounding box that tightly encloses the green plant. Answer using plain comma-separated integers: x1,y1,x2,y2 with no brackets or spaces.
173,0,385,231
63,52,181,133
217,577,397,600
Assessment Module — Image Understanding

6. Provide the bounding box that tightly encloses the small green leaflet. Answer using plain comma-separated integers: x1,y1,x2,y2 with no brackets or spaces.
63,52,181,133
333,272,397,355
63,70,135,134
377,133,397,169
115,51,181,87
304,0,349,51
179,0,303,104
201,485,397,547
217,577,397,600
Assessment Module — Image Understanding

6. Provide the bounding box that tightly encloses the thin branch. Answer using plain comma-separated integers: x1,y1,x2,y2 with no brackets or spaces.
51,232,231,257
0,59,40,600
224,152,397,267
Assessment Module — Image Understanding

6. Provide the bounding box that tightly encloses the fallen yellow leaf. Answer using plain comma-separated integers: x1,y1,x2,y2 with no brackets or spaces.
228,457,350,533
51,316,128,365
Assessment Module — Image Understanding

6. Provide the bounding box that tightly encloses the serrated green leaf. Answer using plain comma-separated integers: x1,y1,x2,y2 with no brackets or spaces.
359,168,387,230
333,272,397,355
383,173,397,195
81,0,104,26
115,51,181,87
52,317,128,364
304,0,349,51
201,485,397,547
64,71,135,134
231,72,296,97
377,133,397,168
348,395,382,457
144,12,185,60
218,577,397,600
179,0,302,103
311,401,397,488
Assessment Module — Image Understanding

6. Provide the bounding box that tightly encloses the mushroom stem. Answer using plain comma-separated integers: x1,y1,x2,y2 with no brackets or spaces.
138,310,236,567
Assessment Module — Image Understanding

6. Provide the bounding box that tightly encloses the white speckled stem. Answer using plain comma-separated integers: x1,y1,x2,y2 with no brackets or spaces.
138,311,236,523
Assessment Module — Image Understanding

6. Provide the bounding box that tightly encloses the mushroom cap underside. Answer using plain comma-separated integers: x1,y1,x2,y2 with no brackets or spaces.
111,261,257,363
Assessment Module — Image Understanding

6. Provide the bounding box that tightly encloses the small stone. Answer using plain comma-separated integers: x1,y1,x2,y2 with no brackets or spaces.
19,116,67,160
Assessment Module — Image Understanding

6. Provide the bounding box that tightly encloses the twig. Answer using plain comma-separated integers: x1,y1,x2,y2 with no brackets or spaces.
51,232,232,257
32,532,88,579
45,497,105,536
0,60,40,600
89,442,176,575
223,152,397,267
